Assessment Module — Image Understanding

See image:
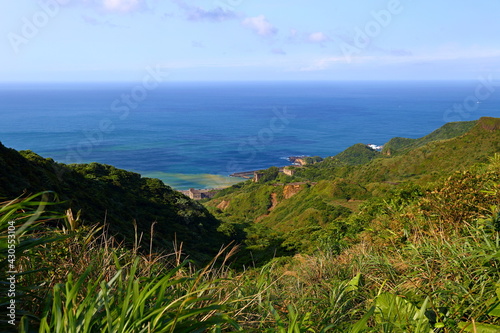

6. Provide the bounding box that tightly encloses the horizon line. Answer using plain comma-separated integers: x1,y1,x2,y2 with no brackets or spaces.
0,78,484,85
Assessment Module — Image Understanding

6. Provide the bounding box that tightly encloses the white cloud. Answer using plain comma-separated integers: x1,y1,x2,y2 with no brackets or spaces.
308,32,329,43
48,0,146,13
242,15,278,37
101,0,143,12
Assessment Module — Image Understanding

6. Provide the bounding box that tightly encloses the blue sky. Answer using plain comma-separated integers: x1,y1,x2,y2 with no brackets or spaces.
2,0,500,82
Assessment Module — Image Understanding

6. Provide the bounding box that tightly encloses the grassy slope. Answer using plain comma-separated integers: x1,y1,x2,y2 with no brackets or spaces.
4,155,499,332
331,143,383,165
0,144,226,261
381,120,477,155
351,117,500,184
291,143,384,181
206,117,500,257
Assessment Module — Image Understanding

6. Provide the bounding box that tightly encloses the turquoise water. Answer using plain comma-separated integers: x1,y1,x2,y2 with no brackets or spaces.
1,81,499,190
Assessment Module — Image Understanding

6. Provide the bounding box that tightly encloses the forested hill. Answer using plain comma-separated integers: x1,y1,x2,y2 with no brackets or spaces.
0,143,227,261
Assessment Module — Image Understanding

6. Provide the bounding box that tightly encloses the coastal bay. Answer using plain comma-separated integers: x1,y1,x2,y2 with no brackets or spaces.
1,81,498,191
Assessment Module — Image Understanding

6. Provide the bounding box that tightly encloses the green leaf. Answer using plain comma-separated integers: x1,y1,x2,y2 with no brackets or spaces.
458,321,500,333
488,301,500,317
345,273,361,292
374,293,431,331
349,306,375,333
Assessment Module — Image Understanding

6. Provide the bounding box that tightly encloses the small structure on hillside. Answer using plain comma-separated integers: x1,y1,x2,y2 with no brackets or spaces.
283,166,298,176
253,172,265,183
182,188,218,200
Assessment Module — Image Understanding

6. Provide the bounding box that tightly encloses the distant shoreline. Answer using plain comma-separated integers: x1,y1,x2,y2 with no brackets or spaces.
141,171,245,192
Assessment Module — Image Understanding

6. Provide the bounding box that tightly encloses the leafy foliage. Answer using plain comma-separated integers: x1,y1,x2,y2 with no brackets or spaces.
0,192,63,331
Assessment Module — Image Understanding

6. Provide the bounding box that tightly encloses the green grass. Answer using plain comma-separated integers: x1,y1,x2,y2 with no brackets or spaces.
38,259,239,333
381,120,477,155
3,161,500,332
1,195,242,332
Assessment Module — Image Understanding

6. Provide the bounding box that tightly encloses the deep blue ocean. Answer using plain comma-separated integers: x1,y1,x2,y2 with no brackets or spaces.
1,81,499,190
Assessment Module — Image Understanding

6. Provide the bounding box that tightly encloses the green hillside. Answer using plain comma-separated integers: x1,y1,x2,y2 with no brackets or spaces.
351,117,500,184
206,117,500,259
294,120,477,181
381,120,477,155
332,143,383,165
291,143,383,180
0,143,226,261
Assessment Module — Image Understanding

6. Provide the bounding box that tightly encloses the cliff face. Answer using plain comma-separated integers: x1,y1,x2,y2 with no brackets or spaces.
269,193,279,211
283,184,303,200
216,200,231,211
479,117,500,131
